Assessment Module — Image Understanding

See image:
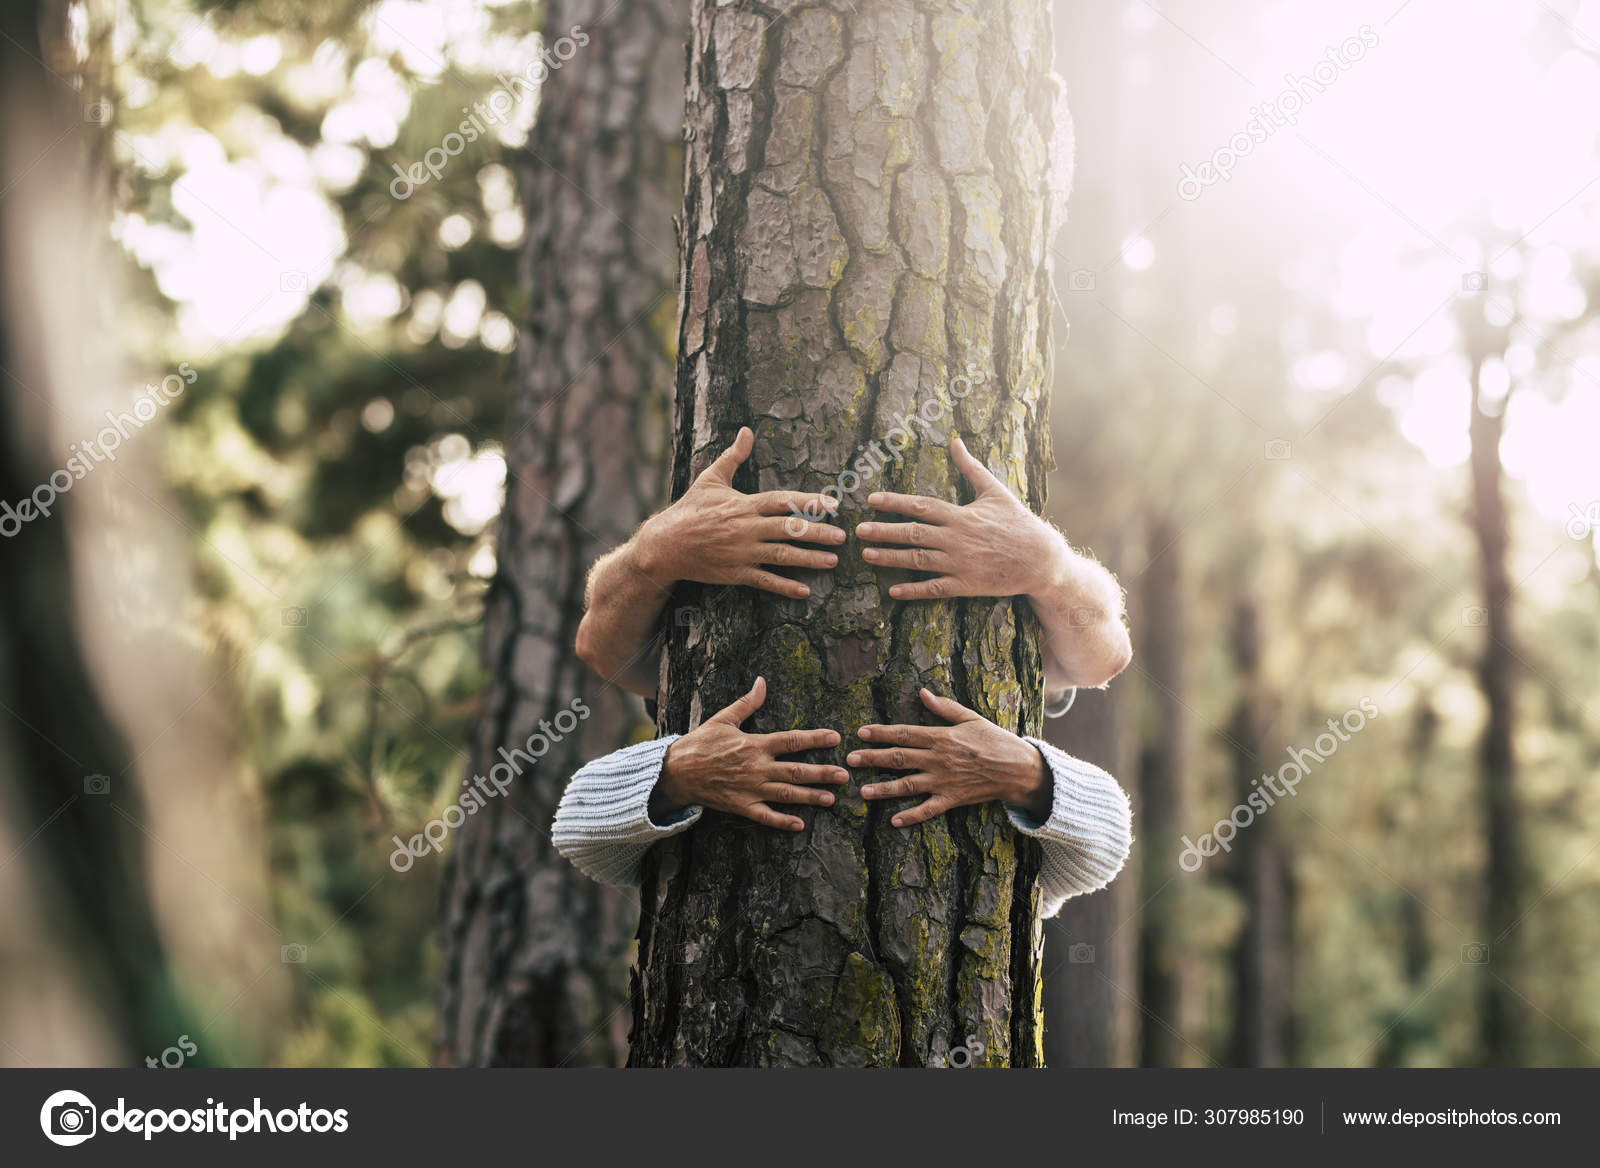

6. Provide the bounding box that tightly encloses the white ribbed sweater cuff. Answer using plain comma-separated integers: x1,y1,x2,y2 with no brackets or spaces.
550,734,699,888
1006,736,1134,918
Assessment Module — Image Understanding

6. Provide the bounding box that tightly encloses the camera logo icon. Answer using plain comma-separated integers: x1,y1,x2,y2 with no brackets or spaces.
40,1089,97,1146
1068,942,1096,964
1461,942,1490,965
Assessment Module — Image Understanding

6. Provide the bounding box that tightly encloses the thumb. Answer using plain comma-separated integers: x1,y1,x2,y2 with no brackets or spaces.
709,675,766,726
920,686,977,724
952,437,1004,497
701,426,754,486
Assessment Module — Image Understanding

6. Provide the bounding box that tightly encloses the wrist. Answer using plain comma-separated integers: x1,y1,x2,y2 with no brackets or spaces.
1004,740,1052,820
654,740,692,814
1026,518,1073,599
635,510,680,587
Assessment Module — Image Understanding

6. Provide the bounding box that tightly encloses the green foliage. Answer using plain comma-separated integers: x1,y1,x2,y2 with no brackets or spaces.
111,0,550,1065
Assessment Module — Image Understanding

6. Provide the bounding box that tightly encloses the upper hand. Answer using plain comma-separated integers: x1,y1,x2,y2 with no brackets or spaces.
657,676,850,831
641,427,846,600
849,688,1050,827
854,438,1058,602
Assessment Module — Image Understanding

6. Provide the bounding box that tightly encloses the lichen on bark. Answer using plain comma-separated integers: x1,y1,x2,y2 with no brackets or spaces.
633,0,1063,1067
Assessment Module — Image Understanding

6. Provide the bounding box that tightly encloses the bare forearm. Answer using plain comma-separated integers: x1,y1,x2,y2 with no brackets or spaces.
574,525,673,697
1031,532,1132,690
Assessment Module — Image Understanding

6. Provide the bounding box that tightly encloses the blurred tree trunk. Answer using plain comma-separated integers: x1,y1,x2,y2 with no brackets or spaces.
0,0,193,1062
1136,516,1196,1066
631,0,1062,1067
1224,596,1290,1067
436,0,685,1067
1375,700,1439,1067
1464,336,1521,1067
1042,676,1137,1066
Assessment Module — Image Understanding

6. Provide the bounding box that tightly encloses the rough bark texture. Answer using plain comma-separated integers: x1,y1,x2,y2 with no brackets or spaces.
1042,677,1137,1066
1224,597,1290,1067
632,0,1063,1067
1464,336,1521,1068
1136,517,1196,1066
436,0,684,1067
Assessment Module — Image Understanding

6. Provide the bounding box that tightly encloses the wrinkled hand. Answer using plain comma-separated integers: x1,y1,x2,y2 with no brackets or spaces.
855,437,1058,601
656,677,849,831
850,689,1050,827
642,427,845,600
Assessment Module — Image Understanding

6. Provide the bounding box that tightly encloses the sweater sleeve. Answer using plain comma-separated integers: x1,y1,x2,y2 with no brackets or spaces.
551,734,700,888
1005,737,1133,919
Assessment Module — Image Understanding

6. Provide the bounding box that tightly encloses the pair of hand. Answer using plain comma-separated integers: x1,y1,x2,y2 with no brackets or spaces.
638,426,1062,603
655,677,1051,832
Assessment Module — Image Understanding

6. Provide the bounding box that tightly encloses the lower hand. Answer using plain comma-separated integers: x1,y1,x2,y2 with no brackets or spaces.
657,677,849,831
849,688,1051,827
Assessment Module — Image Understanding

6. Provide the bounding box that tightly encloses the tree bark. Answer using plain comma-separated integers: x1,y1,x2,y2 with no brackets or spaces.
436,0,685,1067
1136,516,1196,1066
631,0,1063,1067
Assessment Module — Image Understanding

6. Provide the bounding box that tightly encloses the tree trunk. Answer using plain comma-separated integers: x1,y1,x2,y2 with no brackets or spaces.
632,0,1063,1067
1466,349,1521,1067
0,0,194,1062
1136,516,1196,1066
1224,596,1290,1067
436,0,685,1067
1042,679,1137,1066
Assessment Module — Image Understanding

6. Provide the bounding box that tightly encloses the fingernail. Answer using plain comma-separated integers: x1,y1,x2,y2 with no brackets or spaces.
824,554,837,566
889,586,903,597
863,548,877,561
798,585,810,596
792,822,804,832
892,816,904,827
868,493,883,505
858,727,873,739
863,785,876,797
834,769,849,781
848,752,862,765
826,731,840,744
821,794,834,806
